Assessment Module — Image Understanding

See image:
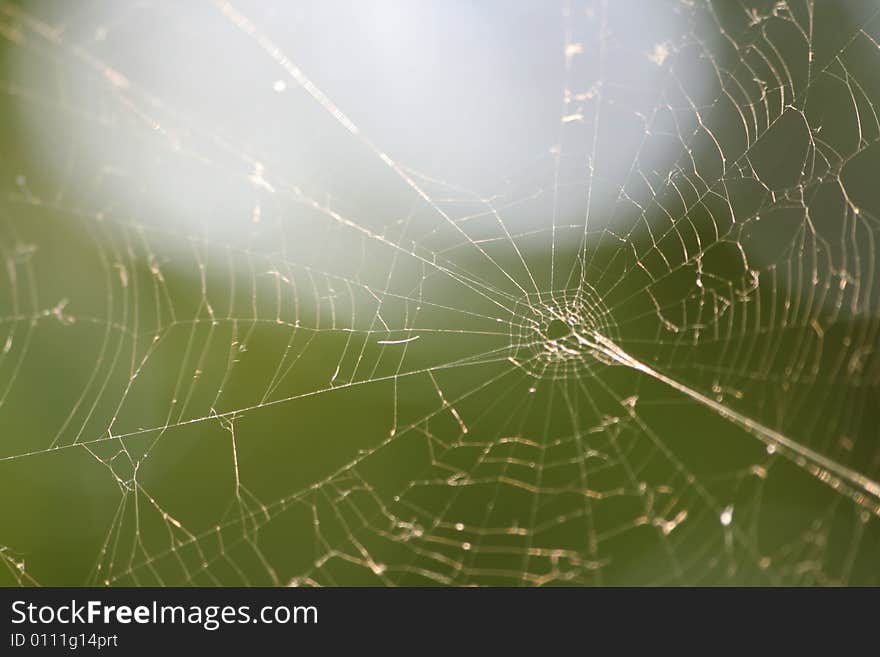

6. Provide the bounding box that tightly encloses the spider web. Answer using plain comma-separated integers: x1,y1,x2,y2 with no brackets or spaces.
0,0,879,586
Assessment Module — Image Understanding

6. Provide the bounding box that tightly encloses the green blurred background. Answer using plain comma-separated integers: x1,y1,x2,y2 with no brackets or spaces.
0,0,878,586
